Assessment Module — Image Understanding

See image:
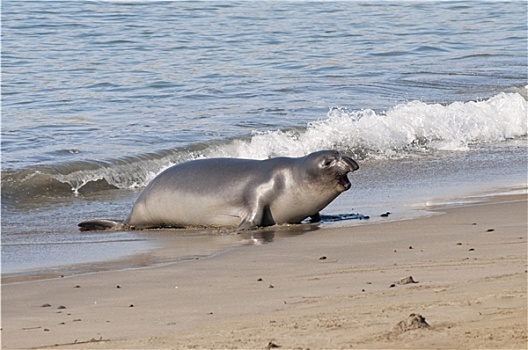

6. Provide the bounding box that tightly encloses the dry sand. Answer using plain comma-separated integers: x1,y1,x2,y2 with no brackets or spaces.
1,192,527,349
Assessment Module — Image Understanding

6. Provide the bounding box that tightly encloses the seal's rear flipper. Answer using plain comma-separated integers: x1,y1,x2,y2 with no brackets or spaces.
78,219,126,232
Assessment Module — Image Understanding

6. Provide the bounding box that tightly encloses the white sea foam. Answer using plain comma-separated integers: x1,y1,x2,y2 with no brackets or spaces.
8,92,525,197
62,92,528,193
208,92,527,160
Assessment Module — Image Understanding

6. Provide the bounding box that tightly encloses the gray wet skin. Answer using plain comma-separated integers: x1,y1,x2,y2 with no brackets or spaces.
79,150,359,231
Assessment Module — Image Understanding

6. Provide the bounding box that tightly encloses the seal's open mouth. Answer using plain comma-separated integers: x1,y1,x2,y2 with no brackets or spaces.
338,174,351,191
336,156,357,191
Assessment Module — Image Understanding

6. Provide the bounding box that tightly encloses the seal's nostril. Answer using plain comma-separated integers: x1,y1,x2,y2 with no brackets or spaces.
343,157,359,171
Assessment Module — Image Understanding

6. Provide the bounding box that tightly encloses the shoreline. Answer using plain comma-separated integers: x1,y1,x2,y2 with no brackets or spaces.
3,142,527,279
3,185,525,285
1,189,526,349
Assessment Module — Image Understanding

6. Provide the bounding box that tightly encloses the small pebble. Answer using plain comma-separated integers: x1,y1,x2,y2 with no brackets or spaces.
389,284,396,288
486,228,495,232
116,285,121,289
469,248,475,251
269,284,275,289
57,305,66,310
381,212,391,217
257,278,263,282
408,246,413,250
456,242,462,245
397,276,418,285
44,328,50,332
41,304,52,308
393,313,429,332
319,256,327,260
74,285,80,288
129,304,134,307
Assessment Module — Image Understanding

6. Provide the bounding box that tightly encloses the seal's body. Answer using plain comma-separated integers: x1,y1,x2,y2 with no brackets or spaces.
79,150,359,231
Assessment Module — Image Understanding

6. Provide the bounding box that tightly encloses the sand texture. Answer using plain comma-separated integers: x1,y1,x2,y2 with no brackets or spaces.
2,194,527,349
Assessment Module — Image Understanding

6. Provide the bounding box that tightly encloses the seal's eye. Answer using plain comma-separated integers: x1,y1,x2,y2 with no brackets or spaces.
322,158,334,168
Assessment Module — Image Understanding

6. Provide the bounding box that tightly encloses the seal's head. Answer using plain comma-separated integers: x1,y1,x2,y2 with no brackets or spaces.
305,150,359,192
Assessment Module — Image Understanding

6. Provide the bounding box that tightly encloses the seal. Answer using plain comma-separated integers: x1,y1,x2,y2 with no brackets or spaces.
78,150,359,231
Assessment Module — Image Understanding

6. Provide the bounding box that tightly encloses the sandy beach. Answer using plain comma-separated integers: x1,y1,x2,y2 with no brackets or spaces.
2,191,527,350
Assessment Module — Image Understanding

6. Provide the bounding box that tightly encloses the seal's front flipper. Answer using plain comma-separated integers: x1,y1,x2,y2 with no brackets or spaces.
78,219,127,232
237,203,276,231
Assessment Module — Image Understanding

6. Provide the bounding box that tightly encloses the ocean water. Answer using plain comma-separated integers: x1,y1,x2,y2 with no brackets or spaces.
2,1,527,275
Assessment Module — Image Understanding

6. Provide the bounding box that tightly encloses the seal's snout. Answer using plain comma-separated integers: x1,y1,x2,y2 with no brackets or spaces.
342,156,359,172
336,155,358,192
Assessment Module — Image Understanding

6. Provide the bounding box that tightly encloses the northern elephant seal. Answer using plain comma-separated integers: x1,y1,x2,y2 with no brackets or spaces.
79,150,359,231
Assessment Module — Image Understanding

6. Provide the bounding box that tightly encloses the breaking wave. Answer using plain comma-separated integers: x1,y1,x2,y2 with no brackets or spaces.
2,92,526,202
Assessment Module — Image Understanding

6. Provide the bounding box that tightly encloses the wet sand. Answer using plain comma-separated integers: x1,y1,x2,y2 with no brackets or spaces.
1,192,527,349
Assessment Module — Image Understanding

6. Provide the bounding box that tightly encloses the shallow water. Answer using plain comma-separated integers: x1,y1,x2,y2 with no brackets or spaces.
2,1,527,275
